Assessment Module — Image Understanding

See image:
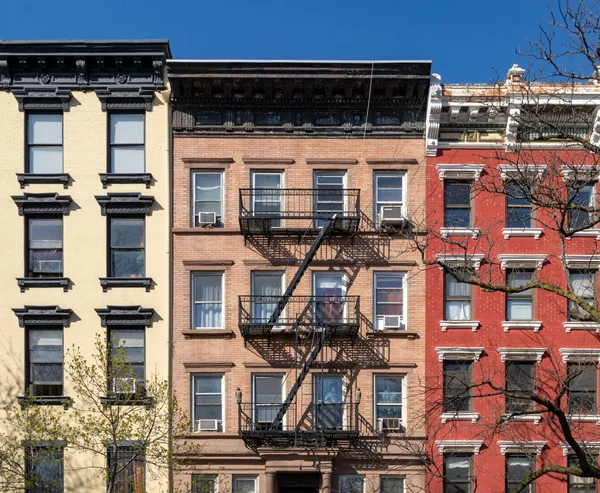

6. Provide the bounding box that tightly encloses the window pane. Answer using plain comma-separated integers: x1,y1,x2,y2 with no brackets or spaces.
254,173,282,189
507,300,532,320
446,274,470,297
195,376,222,394
29,219,62,249
194,304,222,328
445,301,471,320
111,251,145,278
376,377,402,403
110,218,144,248
445,182,471,206
571,272,596,299
235,478,256,493
29,114,62,144
377,175,403,203
28,446,63,492
110,114,144,144
340,476,364,493
381,477,404,493
29,330,62,363
194,274,222,302
255,375,282,404
507,207,533,228
506,183,531,206
192,476,216,493
195,173,222,202
445,455,470,480
29,147,63,174
444,208,470,228
111,146,145,173
111,330,144,365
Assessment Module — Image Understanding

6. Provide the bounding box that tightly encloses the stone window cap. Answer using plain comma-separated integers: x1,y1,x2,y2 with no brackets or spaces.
13,305,72,327
502,321,542,332
565,321,600,333
436,254,484,270
440,228,480,239
95,306,154,328
498,254,546,270
498,164,546,180
497,441,546,455
502,414,542,425
436,164,484,181
559,348,600,363
560,441,600,456
502,228,543,240
95,193,154,216
436,440,484,455
568,230,600,240
497,348,546,363
561,165,600,181
440,320,480,332
564,255,600,269
440,412,480,424
567,414,600,424
436,347,484,362
12,193,71,216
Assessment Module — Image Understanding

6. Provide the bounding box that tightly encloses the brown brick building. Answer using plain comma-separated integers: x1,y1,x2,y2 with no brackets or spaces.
168,61,432,493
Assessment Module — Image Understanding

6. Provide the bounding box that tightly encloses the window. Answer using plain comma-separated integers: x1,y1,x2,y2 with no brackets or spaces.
380,477,405,493
339,475,365,493
374,273,405,330
192,273,224,329
569,270,597,321
108,330,145,396
506,270,534,321
251,272,283,324
569,183,595,230
252,172,283,226
445,272,472,321
568,363,598,415
444,180,472,227
109,113,145,173
505,361,535,414
314,171,346,227
375,376,403,431
568,455,597,492
506,181,534,228
233,476,257,493
375,173,405,222
27,113,63,174
314,375,344,430
193,171,223,227
192,475,218,493
443,454,472,493
108,217,145,278
25,445,63,493
26,218,63,278
107,445,145,493
253,374,283,430
313,272,346,325
443,361,472,413
193,374,224,432
27,329,63,397
506,454,534,493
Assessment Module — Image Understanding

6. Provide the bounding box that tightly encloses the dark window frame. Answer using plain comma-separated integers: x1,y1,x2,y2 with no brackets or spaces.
107,111,146,174
107,444,146,493
443,452,472,493
505,453,535,493
107,327,146,398
505,361,536,414
568,182,596,230
568,455,598,492
25,215,64,279
25,444,64,493
192,474,217,493
568,362,598,415
443,360,473,413
25,111,64,174
444,179,473,228
107,215,146,279
506,269,535,321
25,327,64,399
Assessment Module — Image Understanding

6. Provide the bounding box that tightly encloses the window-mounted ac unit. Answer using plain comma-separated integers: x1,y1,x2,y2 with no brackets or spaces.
195,419,220,431
377,418,403,432
198,212,217,226
111,377,136,394
383,315,402,329
379,206,406,226
34,260,63,273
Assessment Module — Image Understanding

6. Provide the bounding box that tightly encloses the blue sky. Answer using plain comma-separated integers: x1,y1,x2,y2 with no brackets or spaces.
1,0,552,83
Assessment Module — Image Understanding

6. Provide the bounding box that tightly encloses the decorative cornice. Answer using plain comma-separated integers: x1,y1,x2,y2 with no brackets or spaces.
13,305,72,327
497,348,546,363
502,321,542,333
99,277,152,292
439,320,480,332
440,227,480,239
497,254,547,270
99,173,152,189
565,321,600,333
17,277,70,293
16,173,70,189
436,440,484,455
497,441,546,455
502,228,543,240
12,193,71,216
436,164,484,181
95,193,154,216
560,441,600,456
436,254,485,270
561,165,600,181
564,255,600,269
425,73,442,157
435,347,484,362
95,306,154,328
440,412,479,424
498,164,546,180
559,348,600,363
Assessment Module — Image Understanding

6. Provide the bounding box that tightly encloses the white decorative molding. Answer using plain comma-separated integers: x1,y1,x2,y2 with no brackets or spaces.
559,348,600,363
560,441,600,456
565,321,600,333
502,414,542,425
569,230,600,240
502,321,542,333
436,440,485,455
425,73,442,157
497,254,547,270
440,412,480,424
590,106,600,147
435,347,484,362
436,164,485,181
440,227,480,239
567,414,600,424
498,164,547,180
440,320,480,332
497,348,546,363
564,255,600,269
502,228,543,240
436,254,485,270
497,441,546,455
505,104,521,153
561,165,600,181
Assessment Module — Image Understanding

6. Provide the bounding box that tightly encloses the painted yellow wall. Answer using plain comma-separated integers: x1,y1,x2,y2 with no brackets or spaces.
0,89,171,491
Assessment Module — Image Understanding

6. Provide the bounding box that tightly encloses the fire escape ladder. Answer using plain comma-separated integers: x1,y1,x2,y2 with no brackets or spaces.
266,214,337,326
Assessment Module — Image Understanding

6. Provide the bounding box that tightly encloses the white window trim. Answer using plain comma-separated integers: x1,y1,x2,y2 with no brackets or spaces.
497,348,546,363
374,272,407,331
559,348,600,363
192,272,225,329
502,228,543,240
233,476,258,493
373,374,407,432
436,439,484,455
498,254,546,270
374,172,407,220
440,320,480,332
498,441,546,455
567,414,600,424
502,321,542,332
339,475,365,493
436,254,484,270
440,227,481,239
564,255,600,269
436,164,484,181
498,164,547,180
251,171,285,226
560,441,600,456
192,373,225,433
436,347,483,362
252,373,286,430
440,412,480,424
565,321,600,332
193,170,224,227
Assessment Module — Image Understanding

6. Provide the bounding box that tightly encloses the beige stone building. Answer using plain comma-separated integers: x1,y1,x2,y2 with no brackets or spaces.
0,40,171,492
169,61,431,493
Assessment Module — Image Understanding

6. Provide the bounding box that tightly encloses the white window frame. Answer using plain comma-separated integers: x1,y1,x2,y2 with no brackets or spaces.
233,476,257,493
251,271,285,327
192,373,225,433
374,272,407,331
313,373,347,430
109,112,145,174
192,272,224,330
373,374,407,431
313,171,347,224
339,475,365,493
313,271,347,323
251,171,284,225
374,172,407,222
252,373,286,429
26,112,64,174
193,171,224,227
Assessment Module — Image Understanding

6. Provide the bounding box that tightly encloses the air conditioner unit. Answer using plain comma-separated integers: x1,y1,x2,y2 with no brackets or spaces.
379,206,406,226
198,212,217,225
377,418,402,432
111,377,136,394
34,260,63,273
195,419,220,431
383,315,402,329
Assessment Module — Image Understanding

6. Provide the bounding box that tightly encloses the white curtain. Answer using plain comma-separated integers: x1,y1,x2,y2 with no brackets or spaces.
194,274,222,328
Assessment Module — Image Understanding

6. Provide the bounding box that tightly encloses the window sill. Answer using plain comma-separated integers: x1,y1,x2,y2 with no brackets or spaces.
16,173,70,189
567,414,600,424
366,330,419,339
17,277,70,292
567,230,600,240
99,173,153,189
565,321,600,333
17,396,72,408
182,329,235,339
172,227,240,234
440,227,480,239
100,396,154,406
502,228,543,240
441,412,479,424
440,320,480,332
501,414,541,425
99,277,152,292
502,321,542,332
